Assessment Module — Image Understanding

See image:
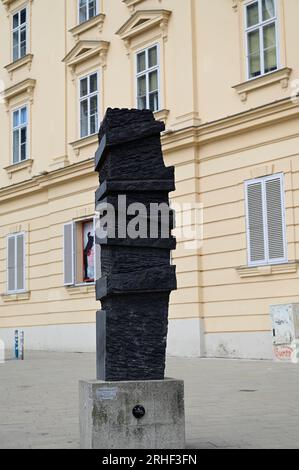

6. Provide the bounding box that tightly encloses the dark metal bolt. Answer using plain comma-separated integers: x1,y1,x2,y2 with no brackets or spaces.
132,405,145,419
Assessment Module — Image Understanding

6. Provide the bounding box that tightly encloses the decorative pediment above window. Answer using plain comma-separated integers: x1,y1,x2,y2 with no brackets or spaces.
1,0,33,13
63,40,110,73
116,9,171,47
3,78,36,110
69,13,106,42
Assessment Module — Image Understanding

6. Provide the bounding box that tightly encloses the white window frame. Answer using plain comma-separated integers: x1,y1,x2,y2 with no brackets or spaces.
64,218,98,287
7,232,26,294
136,43,161,112
78,71,99,139
12,6,27,62
12,104,29,165
245,173,287,267
244,0,279,80
78,0,98,24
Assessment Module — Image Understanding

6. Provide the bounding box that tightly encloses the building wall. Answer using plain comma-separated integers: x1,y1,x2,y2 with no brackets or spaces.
0,0,299,358
199,116,299,358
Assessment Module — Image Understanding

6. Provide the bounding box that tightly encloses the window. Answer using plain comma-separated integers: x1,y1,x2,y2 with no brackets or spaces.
12,7,27,61
245,174,287,267
7,233,25,293
136,45,160,112
245,0,278,79
64,218,100,286
12,106,28,164
79,0,97,24
79,72,99,139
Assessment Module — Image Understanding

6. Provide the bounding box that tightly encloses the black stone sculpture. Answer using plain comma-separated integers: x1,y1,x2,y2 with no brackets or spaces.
94,108,176,381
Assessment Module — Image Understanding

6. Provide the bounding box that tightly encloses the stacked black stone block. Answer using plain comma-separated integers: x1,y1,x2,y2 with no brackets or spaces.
95,108,176,382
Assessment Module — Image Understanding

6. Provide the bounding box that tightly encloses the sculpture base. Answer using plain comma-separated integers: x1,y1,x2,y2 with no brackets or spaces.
79,378,185,449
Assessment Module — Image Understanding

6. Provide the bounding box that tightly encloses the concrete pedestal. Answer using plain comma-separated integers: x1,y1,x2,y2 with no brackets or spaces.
79,378,185,449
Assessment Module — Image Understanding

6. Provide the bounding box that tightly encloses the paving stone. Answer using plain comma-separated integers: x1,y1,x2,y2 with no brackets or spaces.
0,352,299,448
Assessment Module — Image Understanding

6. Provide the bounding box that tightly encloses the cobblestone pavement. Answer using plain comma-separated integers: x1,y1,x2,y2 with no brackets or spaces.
0,351,298,449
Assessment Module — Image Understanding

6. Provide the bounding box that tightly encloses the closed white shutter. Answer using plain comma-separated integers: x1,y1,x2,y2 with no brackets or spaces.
16,234,25,291
93,215,101,282
245,174,287,266
265,175,287,263
7,236,16,293
245,180,267,265
7,233,25,293
63,222,75,285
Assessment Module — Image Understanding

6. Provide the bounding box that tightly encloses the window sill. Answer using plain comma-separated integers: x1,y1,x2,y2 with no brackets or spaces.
154,108,169,125
232,67,292,103
4,159,33,179
1,291,31,302
5,54,33,79
69,134,98,157
236,262,298,278
66,284,95,296
69,14,106,40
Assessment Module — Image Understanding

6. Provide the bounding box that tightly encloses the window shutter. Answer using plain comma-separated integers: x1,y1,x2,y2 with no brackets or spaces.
7,236,16,293
93,216,101,282
16,234,24,291
63,222,74,285
265,176,286,262
246,181,266,265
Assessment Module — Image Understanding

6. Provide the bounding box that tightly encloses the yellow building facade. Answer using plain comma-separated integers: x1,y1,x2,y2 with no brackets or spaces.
0,0,299,359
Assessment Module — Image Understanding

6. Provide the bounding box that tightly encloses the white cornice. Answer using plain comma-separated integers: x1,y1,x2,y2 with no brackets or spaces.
0,158,95,203
162,97,299,153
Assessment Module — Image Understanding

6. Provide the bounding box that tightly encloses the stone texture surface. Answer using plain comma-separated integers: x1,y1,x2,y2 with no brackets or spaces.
97,294,170,381
95,109,165,174
95,178,175,202
94,108,176,382
79,378,185,449
96,266,176,298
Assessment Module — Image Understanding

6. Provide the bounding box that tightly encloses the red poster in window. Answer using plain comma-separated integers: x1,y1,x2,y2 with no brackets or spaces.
83,221,94,282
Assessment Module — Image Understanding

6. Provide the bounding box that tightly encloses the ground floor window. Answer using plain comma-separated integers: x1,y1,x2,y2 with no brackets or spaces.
245,173,287,266
63,218,97,286
7,232,25,293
